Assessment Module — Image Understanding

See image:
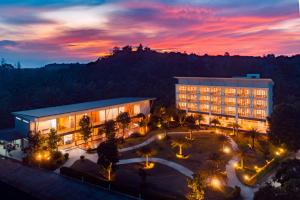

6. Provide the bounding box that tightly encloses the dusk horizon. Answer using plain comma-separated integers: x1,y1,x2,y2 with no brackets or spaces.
0,0,299,68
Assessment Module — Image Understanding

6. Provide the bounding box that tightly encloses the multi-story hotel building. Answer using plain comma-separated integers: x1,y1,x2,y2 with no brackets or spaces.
175,74,274,133
12,97,154,149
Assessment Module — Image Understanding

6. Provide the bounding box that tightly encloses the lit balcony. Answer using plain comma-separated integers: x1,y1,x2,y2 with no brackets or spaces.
254,94,267,98
225,93,236,97
224,102,236,106
254,104,267,109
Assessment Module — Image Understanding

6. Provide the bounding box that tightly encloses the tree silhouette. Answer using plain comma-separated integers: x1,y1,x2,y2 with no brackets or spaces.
47,128,61,152
137,146,156,168
79,115,92,147
116,112,131,140
247,128,260,150
184,115,197,140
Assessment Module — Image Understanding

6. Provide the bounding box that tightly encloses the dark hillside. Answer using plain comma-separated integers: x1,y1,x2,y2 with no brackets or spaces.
0,46,299,128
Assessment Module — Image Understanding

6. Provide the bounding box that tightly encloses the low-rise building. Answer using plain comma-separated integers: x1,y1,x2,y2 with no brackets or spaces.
12,97,154,149
175,74,274,133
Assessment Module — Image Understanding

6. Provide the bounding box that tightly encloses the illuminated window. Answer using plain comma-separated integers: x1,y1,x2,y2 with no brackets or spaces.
211,96,221,104
178,85,187,92
119,106,125,113
188,103,197,111
254,99,267,108
238,98,250,106
254,109,266,119
200,104,209,112
238,108,250,117
200,86,210,94
211,105,221,114
134,105,141,115
225,88,236,96
200,96,210,103
225,107,236,115
188,94,197,102
211,87,221,95
99,110,105,122
224,97,236,106
187,85,197,93
237,88,250,97
253,89,267,98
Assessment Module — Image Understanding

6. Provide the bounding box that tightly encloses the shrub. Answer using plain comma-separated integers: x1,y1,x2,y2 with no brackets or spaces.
86,148,97,154
130,132,142,138
52,151,63,160
64,153,69,160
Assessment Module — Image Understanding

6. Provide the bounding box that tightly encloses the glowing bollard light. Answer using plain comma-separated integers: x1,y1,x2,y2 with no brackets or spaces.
211,177,221,189
223,146,231,154
244,174,250,181
233,162,239,168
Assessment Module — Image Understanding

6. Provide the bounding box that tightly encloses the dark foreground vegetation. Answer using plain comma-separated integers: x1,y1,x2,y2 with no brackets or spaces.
1,45,300,130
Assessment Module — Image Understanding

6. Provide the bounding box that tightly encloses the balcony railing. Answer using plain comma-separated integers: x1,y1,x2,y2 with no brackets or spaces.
254,95,267,98
254,114,266,119
211,92,221,96
200,92,210,95
178,98,187,102
224,111,236,115
225,93,236,97
224,102,236,106
187,98,198,103
200,100,210,104
238,103,250,107
211,101,221,105
254,104,267,109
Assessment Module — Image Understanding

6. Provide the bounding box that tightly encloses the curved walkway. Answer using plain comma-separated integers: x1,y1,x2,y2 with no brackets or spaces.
223,136,255,200
118,157,193,178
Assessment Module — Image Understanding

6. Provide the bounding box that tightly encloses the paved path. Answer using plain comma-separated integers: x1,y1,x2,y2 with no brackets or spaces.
0,158,134,200
118,157,193,178
222,134,256,200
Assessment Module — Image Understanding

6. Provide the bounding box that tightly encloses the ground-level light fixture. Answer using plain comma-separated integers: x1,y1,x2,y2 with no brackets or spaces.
233,162,239,168
243,174,250,181
211,177,221,189
223,146,231,154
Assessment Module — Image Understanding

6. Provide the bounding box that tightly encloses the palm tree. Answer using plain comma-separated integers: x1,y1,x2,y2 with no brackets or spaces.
137,146,156,168
184,115,197,140
211,118,221,131
176,109,187,127
116,112,131,140
171,137,190,158
195,114,204,128
137,113,149,134
227,122,240,136
239,144,250,169
247,128,260,150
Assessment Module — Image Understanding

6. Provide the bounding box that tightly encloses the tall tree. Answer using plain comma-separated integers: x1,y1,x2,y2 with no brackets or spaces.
97,120,118,180
79,115,92,147
47,128,61,152
247,128,260,150
28,131,44,153
268,103,300,151
184,115,197,140
116,112,131,140
171,137,190,157
137,146,156,168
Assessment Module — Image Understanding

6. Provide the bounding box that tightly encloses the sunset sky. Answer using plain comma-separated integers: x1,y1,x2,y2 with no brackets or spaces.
0,0,299,67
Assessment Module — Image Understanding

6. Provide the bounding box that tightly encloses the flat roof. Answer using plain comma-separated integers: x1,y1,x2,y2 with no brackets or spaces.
175,76,273,82
12,97,155,119
174,76,274,87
